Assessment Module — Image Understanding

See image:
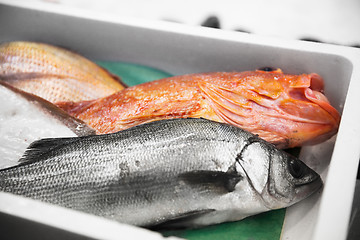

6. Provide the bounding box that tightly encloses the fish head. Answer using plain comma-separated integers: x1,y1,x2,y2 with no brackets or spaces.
237,138,323,210
199,69,341,148
271,71,341,148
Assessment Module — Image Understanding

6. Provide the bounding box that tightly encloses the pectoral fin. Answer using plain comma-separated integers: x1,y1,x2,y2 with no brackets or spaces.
198,82,251,116
147,209,216,230
179,167,242,193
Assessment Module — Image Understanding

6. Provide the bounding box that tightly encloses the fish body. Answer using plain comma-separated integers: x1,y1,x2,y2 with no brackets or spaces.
58,69,340,149
0,41,126,102
0,118,322,228
0,82,95,168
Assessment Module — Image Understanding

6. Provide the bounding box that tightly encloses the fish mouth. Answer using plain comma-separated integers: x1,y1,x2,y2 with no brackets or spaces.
294,173,323,188
282,73,341,126
286,74,341,145
198,73,341,148
292,171,323,204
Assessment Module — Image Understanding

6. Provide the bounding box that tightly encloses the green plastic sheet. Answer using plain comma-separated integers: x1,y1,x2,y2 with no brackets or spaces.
97,61,286,240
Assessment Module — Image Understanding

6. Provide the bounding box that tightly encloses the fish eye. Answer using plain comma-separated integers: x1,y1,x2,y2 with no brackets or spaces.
288,159,305,179
257,67,276,72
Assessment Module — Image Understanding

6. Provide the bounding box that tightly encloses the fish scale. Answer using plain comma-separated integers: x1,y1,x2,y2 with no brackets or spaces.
0,118,322,228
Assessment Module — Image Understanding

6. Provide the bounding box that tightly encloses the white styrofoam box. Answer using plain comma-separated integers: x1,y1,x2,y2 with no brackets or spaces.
0,1,360,240
0,192,181,240
22,0,360,46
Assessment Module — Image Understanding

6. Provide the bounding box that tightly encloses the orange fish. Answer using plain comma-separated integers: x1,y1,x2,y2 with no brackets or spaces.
58,69,340,149
0,41,126,103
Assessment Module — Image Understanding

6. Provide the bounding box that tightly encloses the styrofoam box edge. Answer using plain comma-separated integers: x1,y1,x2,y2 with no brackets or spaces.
1,1,360,240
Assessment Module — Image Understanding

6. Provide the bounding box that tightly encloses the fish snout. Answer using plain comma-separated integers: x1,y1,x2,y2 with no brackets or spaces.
279,73,341,147
285,154,323,204
289,158,323,203
264,150,323,209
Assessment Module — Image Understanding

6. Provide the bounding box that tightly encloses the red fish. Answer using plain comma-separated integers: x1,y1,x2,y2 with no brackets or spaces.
58,69,340,149
0,41,126,103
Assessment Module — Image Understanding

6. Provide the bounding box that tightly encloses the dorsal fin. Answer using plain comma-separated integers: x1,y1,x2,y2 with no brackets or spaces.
18,137,79,164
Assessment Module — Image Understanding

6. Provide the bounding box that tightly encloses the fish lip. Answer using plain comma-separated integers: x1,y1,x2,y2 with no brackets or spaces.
289,173,323,206
294,174,323,188
303,76,341,126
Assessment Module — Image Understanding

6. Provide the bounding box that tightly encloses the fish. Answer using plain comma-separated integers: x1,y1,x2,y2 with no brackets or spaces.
0,41,126,103
0,81,95,169
0,118,323,228
58,69,341,149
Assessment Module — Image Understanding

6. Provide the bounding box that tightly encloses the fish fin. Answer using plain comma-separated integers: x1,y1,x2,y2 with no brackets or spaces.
198,82,255,129
198,82,251,114
179,166,242,193
147,209,216,230
19,137,79,164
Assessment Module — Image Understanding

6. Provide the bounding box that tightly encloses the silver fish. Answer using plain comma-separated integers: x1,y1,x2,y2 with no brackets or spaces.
0,118,322,228
0,82,95,168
